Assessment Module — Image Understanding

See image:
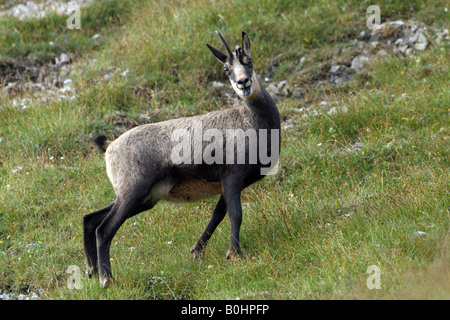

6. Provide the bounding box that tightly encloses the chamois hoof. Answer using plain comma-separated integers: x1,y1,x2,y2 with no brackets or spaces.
226,248,244,261
99,276,118,289
86,269,95,279
190,244,204,260
86,266,98,279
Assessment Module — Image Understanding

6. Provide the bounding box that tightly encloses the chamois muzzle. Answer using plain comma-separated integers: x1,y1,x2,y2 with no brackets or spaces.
236,78,252,96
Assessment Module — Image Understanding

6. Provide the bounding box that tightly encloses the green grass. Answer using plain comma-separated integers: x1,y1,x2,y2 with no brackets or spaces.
0,0,449,299
0,0,132,60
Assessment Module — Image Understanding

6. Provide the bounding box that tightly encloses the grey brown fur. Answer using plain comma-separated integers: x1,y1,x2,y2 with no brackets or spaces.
83,31,280,287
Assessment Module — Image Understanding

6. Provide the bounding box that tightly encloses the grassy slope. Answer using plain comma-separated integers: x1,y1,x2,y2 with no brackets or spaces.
0,0,132,60
0,0,448,299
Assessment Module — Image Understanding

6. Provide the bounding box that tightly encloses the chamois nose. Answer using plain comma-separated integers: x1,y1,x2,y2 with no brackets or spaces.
237,78,250,86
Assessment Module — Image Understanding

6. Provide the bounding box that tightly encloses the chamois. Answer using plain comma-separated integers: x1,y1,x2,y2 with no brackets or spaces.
83,31,281,287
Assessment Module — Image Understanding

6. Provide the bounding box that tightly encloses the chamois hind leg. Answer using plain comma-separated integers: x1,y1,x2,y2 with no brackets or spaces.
222,173,244,260
95,180,158,288
83,202,115,277
95,196,156,288
191,195,227,259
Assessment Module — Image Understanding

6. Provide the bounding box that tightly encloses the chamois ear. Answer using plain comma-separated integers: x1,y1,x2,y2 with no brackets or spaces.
206,43,228,63
242,31,251,56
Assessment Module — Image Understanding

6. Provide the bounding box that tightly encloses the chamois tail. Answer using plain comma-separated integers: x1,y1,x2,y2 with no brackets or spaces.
92,134,110,154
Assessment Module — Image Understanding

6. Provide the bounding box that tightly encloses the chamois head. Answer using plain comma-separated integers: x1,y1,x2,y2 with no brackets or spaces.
207,31,260,100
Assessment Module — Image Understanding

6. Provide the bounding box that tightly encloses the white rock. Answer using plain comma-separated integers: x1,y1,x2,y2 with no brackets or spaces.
299,56,306,65
435,28,449,43
389,20,405,26
2,0,94,20
11,166,23,174
398,45,409,54
140,114,151,120
266,83,279,96
278,80,290,95
327,107,337,115
56,53,70,66
278,80,288,89
351,55,370,71
353,142,363,151
330,65,343,74
0,293,11,300
414,32,427,50
385,140,395,148
121,68,130,77
212,81,225,88
11,4,29,19
291,86,304,98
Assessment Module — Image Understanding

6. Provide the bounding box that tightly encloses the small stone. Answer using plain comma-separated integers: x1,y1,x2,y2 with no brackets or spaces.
398,45,409,54
266,83,279,97
5,82,17,94
376,49,388,58
330,65,343,74
389,20,405,26
277,80,288,89
352,142,363,151
55,53,71,66
140,114,151,120
351,55,370,71
121,68,130,77
212,81,224,88
327,107,337,115
291,86,304,98
299,56,306,65
405,48,415,56
414,32,427,50
278,80,290,95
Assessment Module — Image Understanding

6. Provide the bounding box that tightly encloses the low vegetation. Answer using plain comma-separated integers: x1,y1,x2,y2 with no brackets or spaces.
0,0,448,299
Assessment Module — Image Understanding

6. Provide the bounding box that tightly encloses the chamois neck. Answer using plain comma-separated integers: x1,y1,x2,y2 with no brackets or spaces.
244,78,280,130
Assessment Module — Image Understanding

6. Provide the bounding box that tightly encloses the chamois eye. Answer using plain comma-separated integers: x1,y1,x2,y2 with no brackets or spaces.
242,56,252,64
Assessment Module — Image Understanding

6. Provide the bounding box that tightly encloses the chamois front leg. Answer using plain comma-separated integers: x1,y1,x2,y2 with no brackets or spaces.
191,195,227,259
222,174,244,260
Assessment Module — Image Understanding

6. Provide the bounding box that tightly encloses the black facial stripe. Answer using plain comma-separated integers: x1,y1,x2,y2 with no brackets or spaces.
235,46,246,65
